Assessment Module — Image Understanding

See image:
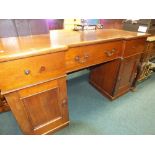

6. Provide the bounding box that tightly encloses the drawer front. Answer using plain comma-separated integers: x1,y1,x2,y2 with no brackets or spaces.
123,38,146,57
66,41,123,72
0,52,66,93
149,42,155,52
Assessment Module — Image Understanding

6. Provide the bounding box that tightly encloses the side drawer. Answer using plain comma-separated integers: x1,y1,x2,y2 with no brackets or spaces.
123,38,146,57
66,41,123,72
0,52,66,93
149,42,155,52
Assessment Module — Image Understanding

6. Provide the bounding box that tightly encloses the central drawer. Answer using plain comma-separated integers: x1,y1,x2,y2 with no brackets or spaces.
66,41,123,73
0,52,66,94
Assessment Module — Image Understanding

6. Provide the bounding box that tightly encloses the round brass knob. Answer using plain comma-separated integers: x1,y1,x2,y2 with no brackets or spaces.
24,69,31,75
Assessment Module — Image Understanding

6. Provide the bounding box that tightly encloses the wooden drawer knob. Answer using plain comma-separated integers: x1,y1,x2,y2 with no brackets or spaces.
39,66,46,73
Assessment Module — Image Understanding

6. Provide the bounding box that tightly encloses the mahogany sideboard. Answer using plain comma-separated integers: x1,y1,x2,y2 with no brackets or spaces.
0,29,150,134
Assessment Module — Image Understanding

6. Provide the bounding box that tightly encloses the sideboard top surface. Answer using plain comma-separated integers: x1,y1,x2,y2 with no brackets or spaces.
0,29,150,62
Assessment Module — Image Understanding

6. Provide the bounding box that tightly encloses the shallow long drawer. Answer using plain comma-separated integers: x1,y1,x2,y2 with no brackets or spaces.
66,41,123,73
0,52,66,94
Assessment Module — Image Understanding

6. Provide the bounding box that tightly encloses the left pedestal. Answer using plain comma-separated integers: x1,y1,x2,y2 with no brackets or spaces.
0,51,69,134
4,77,69,135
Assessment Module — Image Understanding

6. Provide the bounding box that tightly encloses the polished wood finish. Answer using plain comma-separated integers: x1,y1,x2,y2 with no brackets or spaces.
123,38,146,57
0,29,149,63
0,34,67,63
0,52,66,94
90,54,141,100
66,41,123,72
0,29,150,134
90,38,144,100
114,54,141,96
90,59,121,99
5,77,69,134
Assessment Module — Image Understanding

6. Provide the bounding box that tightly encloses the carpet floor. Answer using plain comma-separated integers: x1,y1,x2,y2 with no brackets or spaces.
0,73,155,135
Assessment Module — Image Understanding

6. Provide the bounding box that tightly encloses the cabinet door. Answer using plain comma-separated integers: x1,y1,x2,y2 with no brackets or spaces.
5,77,69,135
90,59,121,99
114,54,141,96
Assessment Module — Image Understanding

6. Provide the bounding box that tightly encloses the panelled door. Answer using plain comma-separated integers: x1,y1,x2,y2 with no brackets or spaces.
5,77,69,135
114,54,141,96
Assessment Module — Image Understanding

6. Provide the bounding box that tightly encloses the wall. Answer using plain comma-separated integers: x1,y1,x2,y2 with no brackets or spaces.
0,19,49,38
100,19,124,29
48,19,64,30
